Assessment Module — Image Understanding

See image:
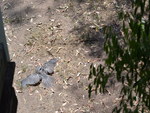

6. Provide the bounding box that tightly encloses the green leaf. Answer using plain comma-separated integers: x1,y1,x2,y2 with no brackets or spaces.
88,84,92,98
88,1,150,112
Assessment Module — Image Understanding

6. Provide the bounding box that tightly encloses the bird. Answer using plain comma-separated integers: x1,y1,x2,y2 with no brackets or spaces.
21,73,42,88
40,74,54,88
36,58,58,75
21,58,58,88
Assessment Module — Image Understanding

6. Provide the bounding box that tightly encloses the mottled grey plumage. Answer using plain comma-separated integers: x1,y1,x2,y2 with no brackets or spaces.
41,74,54,87
21,73,42,87
39,58,58,75
21,58,58,88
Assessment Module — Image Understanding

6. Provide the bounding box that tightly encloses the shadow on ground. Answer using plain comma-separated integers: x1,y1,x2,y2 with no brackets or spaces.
7,6,35,25
68,0,130,58
1,0,36,26
71,22,104,58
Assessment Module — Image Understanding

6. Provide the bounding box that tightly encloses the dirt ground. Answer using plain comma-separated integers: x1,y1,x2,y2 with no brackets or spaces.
1,0,128,113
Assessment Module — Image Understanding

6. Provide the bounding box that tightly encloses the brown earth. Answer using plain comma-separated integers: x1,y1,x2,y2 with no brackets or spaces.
1,0,129,113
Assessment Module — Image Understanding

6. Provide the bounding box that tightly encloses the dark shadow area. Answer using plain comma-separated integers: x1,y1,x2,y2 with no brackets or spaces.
1,0,36,26
115,0,132,9
0,62,18,113
6,6,35,25
69,0,103,4
67,76,120,113
71,22,104,58
68,0,130,58
66,0,106,58
0,0,22,10
67,79,101,113
68,0,86,3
